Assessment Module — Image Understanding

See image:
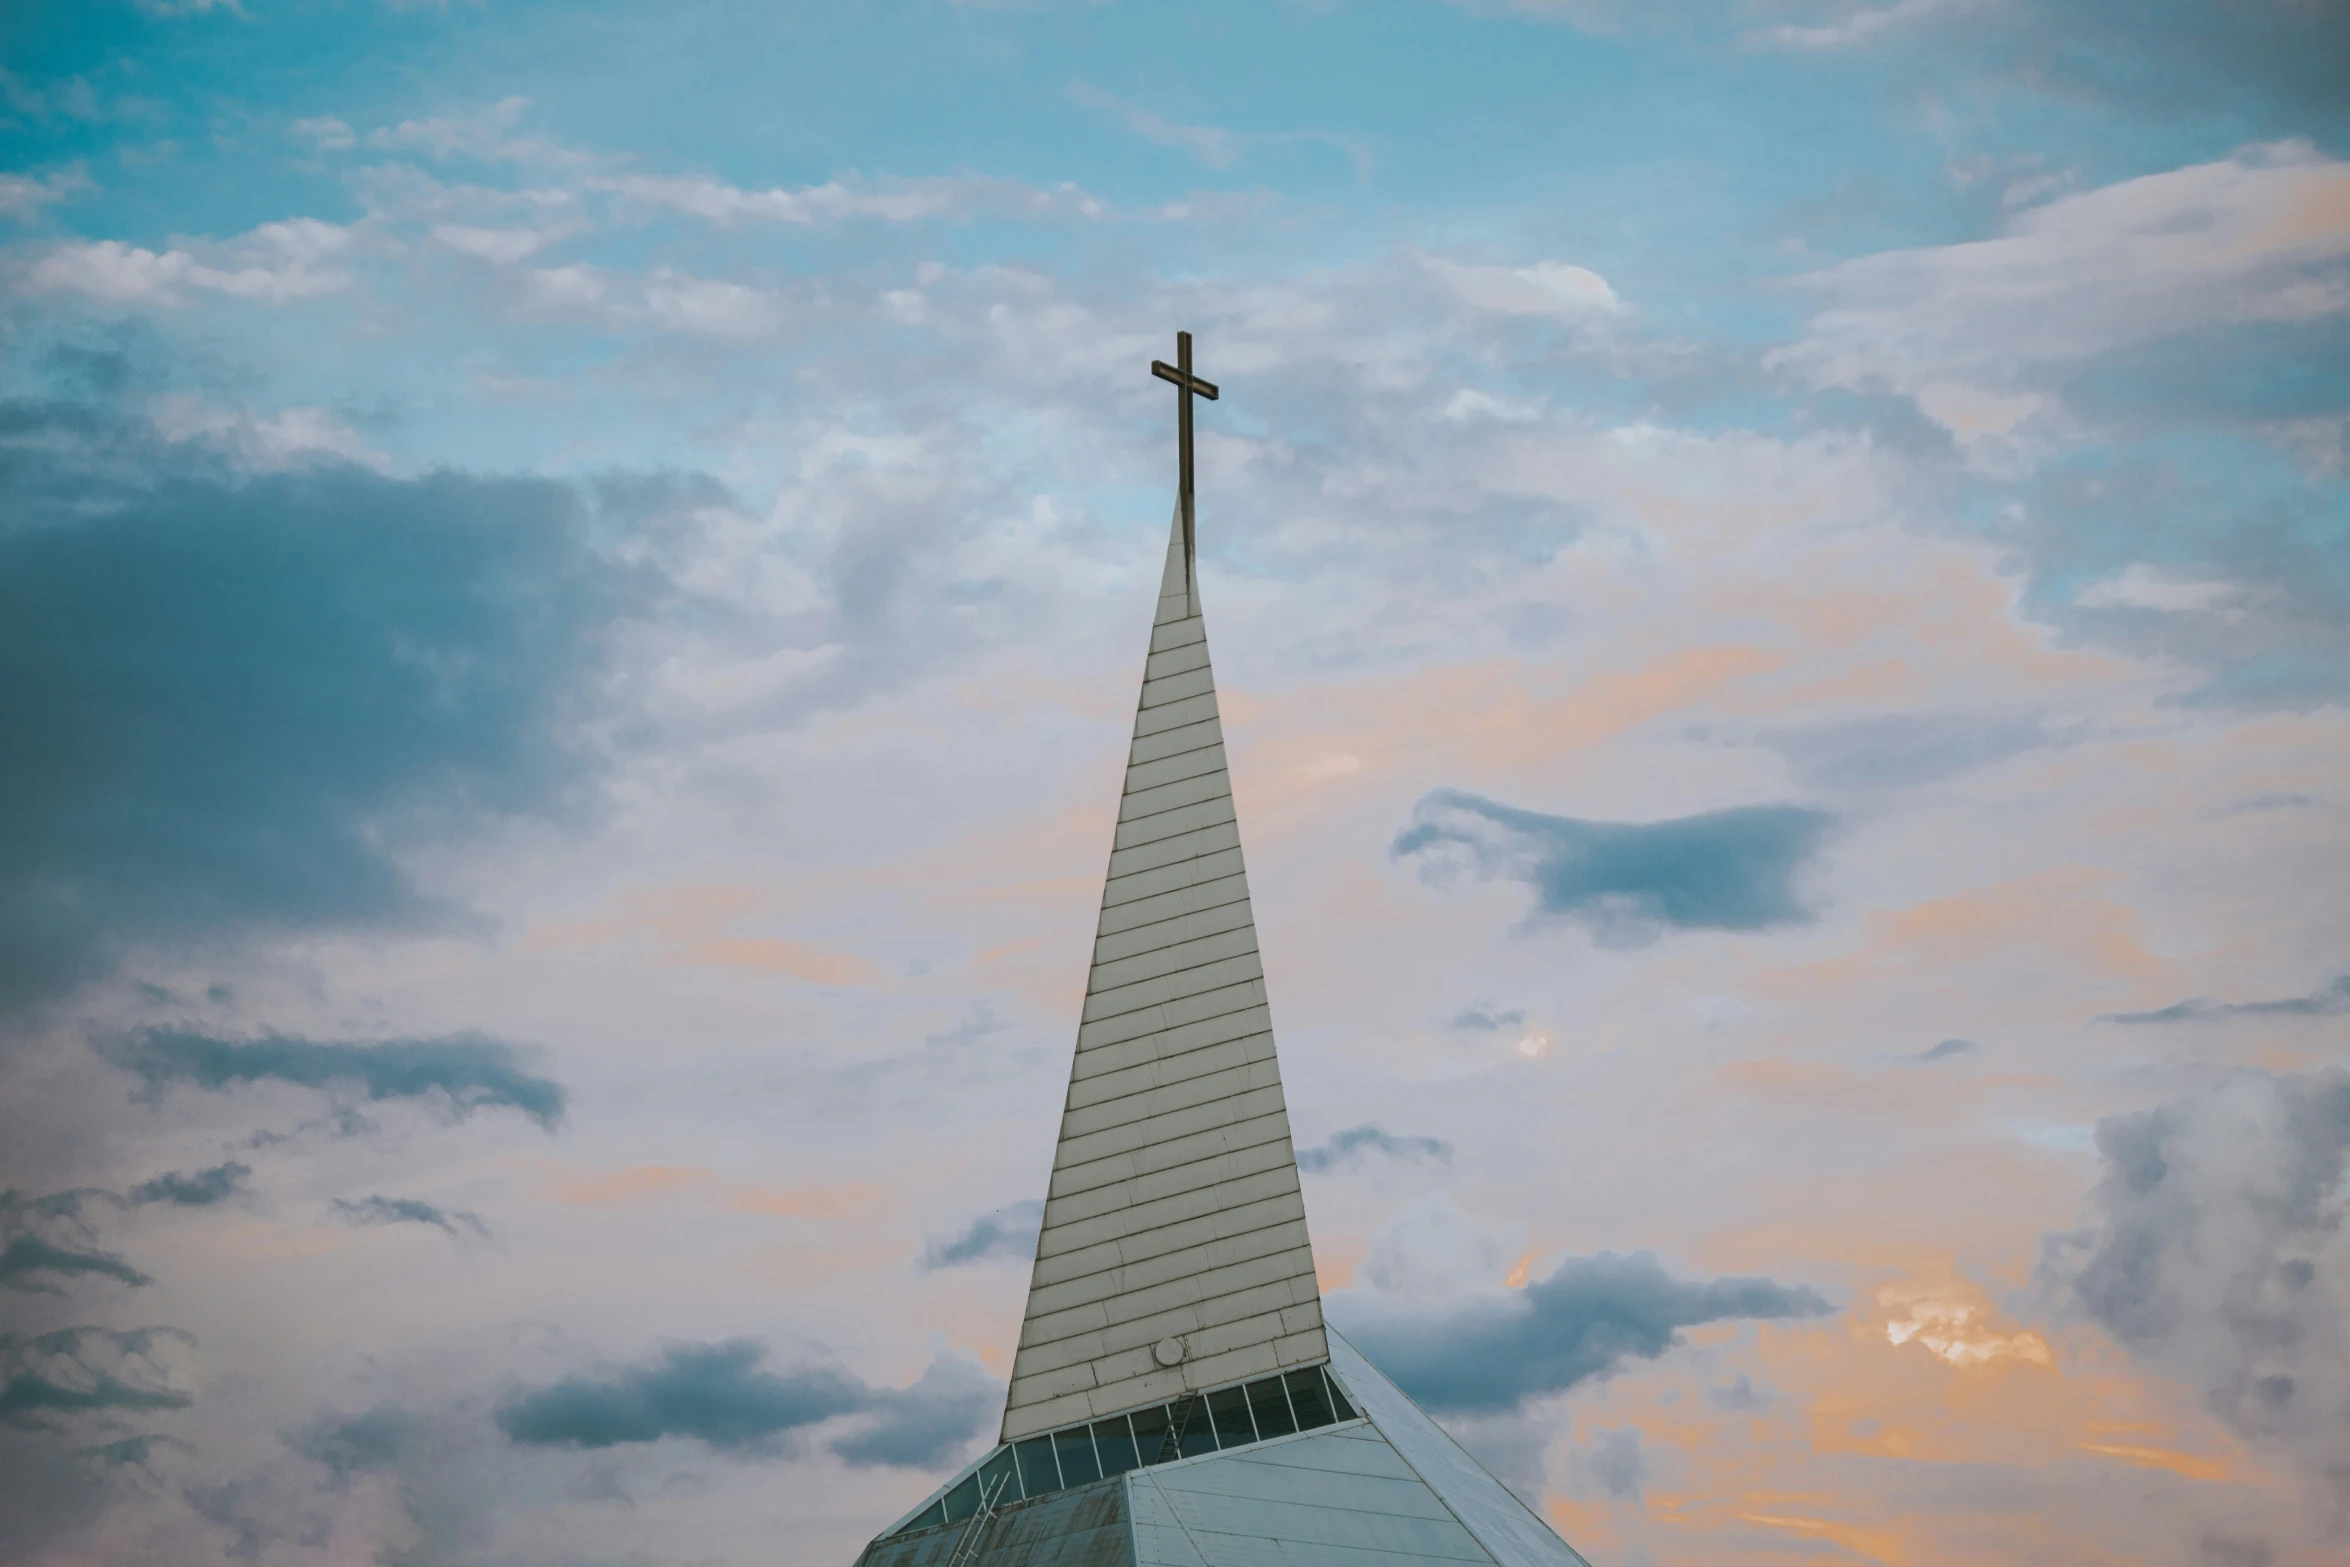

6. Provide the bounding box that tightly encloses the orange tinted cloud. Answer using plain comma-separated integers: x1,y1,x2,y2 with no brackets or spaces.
522,881,886,986
1879,1282,2054,1369
1738,1510,1911,1566
2078,1442,2230,1483
1751,865,2169,1009
1224,642,1782,818
677,936,886,985
555,1164,715,1205
728,1180,888,1221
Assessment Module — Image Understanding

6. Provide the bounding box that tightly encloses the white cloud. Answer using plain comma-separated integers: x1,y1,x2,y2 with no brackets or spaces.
30,218,355,307
1775,141,2350,428
431,223,556,265
2076,565,2257,618
1442,388,1545,424
1425,255,1619,318
593,170,1103,227
643,270,780,338
366,97,590,168
148,393,387,470
1754,0,1981,51
524,263,606,308
292,115,356,151
1879,1283,2053,1368
0,166,89,220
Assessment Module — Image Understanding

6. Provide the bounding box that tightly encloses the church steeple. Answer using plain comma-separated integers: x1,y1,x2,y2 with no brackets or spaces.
851,335,1594,1567
998,489,1327,1442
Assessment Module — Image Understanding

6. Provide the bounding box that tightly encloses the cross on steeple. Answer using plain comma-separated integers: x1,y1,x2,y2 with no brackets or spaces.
1150,330,1218,613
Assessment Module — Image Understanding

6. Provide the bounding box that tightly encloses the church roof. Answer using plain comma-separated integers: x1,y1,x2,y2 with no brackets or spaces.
854,1327,1596,1567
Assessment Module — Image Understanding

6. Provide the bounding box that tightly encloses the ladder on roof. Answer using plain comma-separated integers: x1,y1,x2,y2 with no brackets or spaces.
1156,1395,1206,1465
941,1469,1011,1567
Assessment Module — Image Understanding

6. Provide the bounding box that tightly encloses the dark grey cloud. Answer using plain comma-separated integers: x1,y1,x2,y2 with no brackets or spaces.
498,1341,867,1453
125,1162,249,1208
1332,1251,1835,1415
1976,0,2350,127
100,1028,566,1127
1449,1004,1525,1032
0,1327,193,1423
829,1355,997,1470
1393,789,1833,944
2099,974,2350,1026
0,1236,150,1292
497,1340,993,1467
1919,1038,1976,1063
919,1199,1042,1270
0,396,651,1014
2041,1069,2350,1505
1297,1123,1453,1175
330,1196,489,1242
0,1186,153,1292
1758,713,2069,793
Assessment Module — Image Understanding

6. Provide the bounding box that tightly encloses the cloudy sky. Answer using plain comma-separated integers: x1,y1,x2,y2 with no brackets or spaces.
3,3,2347,1564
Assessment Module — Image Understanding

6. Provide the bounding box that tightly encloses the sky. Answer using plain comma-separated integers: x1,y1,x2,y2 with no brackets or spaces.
1,2,2347,1564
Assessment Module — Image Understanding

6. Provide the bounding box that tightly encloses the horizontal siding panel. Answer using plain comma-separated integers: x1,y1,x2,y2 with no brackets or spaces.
1065,1029,1277,1113
1132,690,1220,740
1092,894,1254,968
1105,819,1242,881
1071,1009,1272,1083
1110,794,1239,854
1073,976,1268,1052
1097,869,1249,938
1084,923,1260,998
1080,951,1265,1027
1129,715,1223,766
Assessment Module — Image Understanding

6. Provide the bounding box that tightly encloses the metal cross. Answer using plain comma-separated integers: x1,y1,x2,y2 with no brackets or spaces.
1150,330,1218,613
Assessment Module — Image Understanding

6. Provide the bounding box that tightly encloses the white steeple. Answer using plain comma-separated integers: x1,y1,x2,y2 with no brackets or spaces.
999,505,1328,1443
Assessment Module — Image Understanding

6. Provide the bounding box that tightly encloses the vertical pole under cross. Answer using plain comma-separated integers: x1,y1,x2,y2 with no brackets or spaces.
1151,331,1219,617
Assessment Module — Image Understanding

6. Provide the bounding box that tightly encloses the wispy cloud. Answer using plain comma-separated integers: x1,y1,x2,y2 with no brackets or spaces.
0,166,89,220
594,170,1103,227
0,1236,152,1292
918,1199,1042,1269
1773,142,2350,443
1424,256,1618,319
31,220,354,307
1753,0,1981,52
330,1196,490,1242
103,1031,567,1128
363,97,592,169
2098,974,2350,1025
1069,83,1372,181
497,1341,993,1468
129,1165,249,1212
1297,1124,1454,1174
0,1327,195,1422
